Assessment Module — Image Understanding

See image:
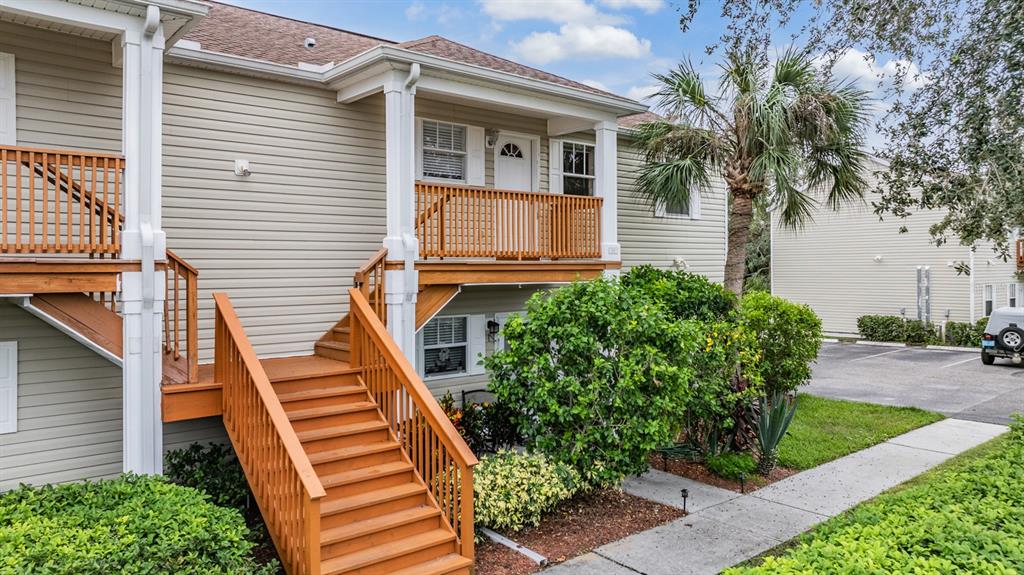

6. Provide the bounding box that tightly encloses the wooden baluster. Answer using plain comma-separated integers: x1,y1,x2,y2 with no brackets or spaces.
14,150,21,252
113,158,121,255
1,148,6,253
27,152,35,251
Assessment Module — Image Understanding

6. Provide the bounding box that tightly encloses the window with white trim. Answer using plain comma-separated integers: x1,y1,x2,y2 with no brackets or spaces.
420,120,467,182
562,142,595,196
421,316,469,378
0,341,17,434
1009,283,1018,308
984,284,994,316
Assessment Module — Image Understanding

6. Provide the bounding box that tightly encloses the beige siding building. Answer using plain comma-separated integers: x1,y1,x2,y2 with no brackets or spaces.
772,158,1018,337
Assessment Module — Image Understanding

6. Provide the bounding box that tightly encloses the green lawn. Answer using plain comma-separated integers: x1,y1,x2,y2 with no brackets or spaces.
726,421,1021,574
778,394,944,470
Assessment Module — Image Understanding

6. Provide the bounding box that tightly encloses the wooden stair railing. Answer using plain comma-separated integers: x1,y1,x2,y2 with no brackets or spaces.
214,293,326,574
353,248,387,324
1017,239,1024,272
347,287,478,563
165,249,199,383
2,145,123,255
415,181,603,260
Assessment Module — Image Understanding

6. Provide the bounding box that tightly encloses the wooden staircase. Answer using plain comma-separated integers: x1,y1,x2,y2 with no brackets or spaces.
216,288,477,575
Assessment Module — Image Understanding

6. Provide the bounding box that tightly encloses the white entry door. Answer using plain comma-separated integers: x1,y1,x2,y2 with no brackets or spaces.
494,136,533,191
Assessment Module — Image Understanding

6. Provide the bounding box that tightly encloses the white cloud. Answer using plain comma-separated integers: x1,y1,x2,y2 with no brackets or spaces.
478,0,621,24
405,1,425,20
599,0,664,13
824,49,927,93
512,23,651,64
582,79,611,91
626,83,660,103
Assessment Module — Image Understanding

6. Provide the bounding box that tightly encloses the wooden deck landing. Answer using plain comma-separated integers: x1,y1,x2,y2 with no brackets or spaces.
161,355,352,422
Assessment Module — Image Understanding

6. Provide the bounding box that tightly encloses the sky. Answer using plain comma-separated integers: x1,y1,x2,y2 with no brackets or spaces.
220,0,922,150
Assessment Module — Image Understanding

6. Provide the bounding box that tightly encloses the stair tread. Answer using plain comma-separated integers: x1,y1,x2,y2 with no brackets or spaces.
316,341,351,351
295,420,389,443
332,327,351,334
276,385,365,403
320,528,456,575
321,482,426,516
387,554,474,575
308,440,401,465
287,401,376,421
320,460,413,487
320,505,439,545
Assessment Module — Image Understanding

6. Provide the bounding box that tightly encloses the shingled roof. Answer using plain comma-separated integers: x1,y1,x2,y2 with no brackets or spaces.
185,1,644,110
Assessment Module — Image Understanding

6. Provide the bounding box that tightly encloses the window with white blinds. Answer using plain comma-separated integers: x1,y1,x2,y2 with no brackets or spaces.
422,316,469,377
421,120,467,181
562,142,595,196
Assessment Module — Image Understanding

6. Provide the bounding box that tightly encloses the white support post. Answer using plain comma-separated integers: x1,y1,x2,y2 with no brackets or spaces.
120,7,166,475
594,120,620,275
382,67,420,365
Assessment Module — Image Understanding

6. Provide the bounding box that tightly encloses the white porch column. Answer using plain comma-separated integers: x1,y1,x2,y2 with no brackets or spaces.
120,7,166,475
594,120,621,274
382,67,420,363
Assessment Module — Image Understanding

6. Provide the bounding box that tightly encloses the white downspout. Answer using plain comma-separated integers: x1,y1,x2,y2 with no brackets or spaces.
401,64,421,363
969,246,976,322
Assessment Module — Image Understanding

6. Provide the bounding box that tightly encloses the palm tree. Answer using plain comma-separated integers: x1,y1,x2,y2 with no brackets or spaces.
634,48,871,294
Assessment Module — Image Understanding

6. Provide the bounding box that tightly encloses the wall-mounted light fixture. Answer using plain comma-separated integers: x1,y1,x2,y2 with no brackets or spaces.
486,319,500,343
234,160,252,177
485,128,499,149
873,255,884,262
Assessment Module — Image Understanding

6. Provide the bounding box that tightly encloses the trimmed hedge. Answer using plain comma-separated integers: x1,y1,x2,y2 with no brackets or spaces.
474,450,579,533
857,314,986,346
725,417,1024,574
946,318,987,347
0,474,274,574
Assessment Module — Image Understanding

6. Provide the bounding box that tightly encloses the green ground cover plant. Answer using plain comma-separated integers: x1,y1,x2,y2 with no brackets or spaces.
0,474,274,575
726,418,1023,574
778,394,944,470
473,450,580,533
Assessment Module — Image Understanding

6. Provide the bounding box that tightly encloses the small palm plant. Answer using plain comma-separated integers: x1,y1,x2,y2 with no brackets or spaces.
754,391,798,475
634,48,871,294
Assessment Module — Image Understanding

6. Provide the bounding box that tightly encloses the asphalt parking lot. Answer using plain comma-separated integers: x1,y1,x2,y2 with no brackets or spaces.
806,342,1024,424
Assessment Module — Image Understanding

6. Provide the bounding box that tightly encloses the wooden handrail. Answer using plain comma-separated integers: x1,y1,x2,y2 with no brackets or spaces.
353,248,387,325
215,292,325,575
347,287,477,561
165,249,199,383
2,145,123,255
415,181,603,260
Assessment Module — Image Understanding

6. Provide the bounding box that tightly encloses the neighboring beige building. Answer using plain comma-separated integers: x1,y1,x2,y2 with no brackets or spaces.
772,157,1019,337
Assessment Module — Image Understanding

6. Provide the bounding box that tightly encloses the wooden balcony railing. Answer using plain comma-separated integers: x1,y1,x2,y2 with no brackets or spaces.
215,293,325,574
353,248,387,324
416,181,602,260
165,250,199,383
348,287,478,563
1,145,123,255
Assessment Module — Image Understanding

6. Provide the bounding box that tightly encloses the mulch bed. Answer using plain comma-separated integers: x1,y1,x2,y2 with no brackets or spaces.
651,456,797,493
475,488,686,575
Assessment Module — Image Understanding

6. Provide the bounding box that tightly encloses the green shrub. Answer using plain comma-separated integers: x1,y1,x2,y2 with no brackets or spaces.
946,318,986,347
907,319,940,344
683,320,764,454
725,416,1024,574
0,475,275,575
856,314,906,342
739,292,822,395
706,452,757,481
438,393,523,455
165,443,250,510
621,264,737,322
485,278,699,488
474,450,579,533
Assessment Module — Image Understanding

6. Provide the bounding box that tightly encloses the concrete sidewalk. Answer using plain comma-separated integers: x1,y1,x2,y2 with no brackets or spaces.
542,418,1007,575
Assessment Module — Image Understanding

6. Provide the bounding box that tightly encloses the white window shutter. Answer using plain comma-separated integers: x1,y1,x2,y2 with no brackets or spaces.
0,53,15,146
549,139,563,194
0,342,17,434
466,126,485,186
415,118,424,180
691,189,702,219
468,314,486,375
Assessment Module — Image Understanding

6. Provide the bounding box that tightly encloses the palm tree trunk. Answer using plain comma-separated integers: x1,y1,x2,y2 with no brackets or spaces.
724,191,754,294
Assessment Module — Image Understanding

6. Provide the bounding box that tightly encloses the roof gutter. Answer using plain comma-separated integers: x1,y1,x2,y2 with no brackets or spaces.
166,43,648,116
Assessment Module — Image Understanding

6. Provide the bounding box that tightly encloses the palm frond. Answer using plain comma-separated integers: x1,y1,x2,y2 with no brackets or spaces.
632,124,725,214
651,61,723,130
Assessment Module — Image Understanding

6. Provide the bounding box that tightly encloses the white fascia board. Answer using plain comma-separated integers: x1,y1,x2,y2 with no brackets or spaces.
548,117,599,137
166,45,325,86
326,45,648,116
0,0,143,33
417,75,617,123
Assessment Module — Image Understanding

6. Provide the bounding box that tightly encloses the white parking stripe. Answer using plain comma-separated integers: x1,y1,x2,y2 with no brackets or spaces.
941,355,979,369
849,348,908,362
